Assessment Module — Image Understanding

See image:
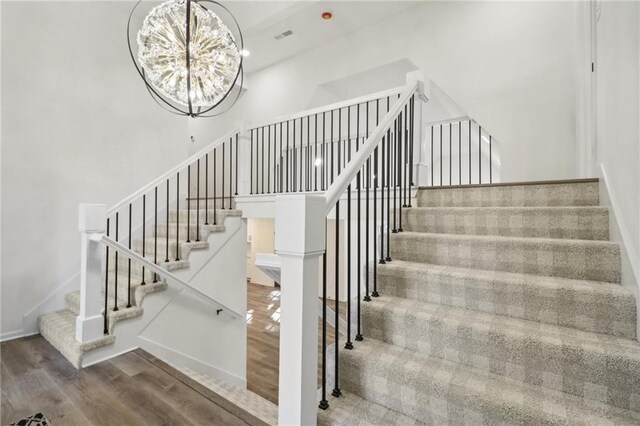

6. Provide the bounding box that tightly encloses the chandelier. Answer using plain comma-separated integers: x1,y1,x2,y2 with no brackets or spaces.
127,0,244,117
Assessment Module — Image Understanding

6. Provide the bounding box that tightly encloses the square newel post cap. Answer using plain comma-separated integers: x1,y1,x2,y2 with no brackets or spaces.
78,204,106,233
275,194,326,257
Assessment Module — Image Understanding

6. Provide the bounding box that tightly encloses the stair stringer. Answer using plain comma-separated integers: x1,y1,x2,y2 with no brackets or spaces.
81,216,248,388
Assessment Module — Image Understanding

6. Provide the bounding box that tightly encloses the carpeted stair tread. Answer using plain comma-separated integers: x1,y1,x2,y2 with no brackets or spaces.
362,295,640,411
131,238,209,259
318,391,423,425
389,232,620,283
402,206,608,240
417,181,599,208
377,260,636,338
154,223,226,239
38,309,115,368
334,338,640,425
169,208,242,223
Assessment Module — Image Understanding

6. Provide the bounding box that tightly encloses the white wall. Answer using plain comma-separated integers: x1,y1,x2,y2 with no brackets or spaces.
594,1,640,293
1,2,189,339
190,1,579,183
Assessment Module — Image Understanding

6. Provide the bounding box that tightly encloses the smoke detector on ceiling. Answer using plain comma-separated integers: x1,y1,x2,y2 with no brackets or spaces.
274,30,293,40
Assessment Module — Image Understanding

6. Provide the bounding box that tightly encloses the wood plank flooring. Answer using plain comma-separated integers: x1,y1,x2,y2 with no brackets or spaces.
246,283,345,405
1,335,249,425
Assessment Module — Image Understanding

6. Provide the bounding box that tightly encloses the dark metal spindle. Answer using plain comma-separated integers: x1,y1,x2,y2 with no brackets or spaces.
104,218,110,333
449,122,452,185
114,212,119,311
319,241,329,410
364,156,371,302
235,133,239,195
267,126,271,193
322,113,326,191
355,167,363,341
261,127,265,194
385,98,392,262
299,117,303,192
127,203,132,308
175,174,180,260
314,115,318,191
153,187,158,283
439,124,443,186
222,141,226,209
409,95,415,189
469,120,472,184
141,195,146,284
392,118,398,233
165,179,170,263
196,160,201,241
187,166,191,242
205,156,209,225
229,136,232,205
459,122,462,184
332,201,341,397
286,122,290,193
250,129,254,195
398,110,404,232
345,114,353,351
213,149,217,225
479,125,482,184
489,134,493,183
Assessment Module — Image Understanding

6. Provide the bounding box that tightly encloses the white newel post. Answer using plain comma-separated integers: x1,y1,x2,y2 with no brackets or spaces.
76,203,106,343
406,71,429,187
275,194,326,426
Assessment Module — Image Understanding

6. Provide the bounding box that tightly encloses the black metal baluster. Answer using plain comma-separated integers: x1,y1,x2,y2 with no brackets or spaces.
279,123,283,192
469,120,472,185
165,179,170,263
431,126,434,186
338,109,342,179
372,100,380,298
175,174,180,260
261,127,265,194
380,101,386,265
196,159,201,241
293,120,297,192
364,156,371,302
330,111,334,186
267,126,271,194
235,133,239,196
127,203,132,308
222,141,226,209
114,212,119,311
440,124,443,186
213,149,217,225
345,114,353,350
332,200,341,398
404,104,409,205
489,134,493,183
153,187,158,282
250,129,254,195
319,231,329,411
314,115,318,191
385,97,392,261
459,122,462,185
205,156,209,225
392,117,398,233
187,166,191,242
307,116,311,191
229,137,233,206
398,110,404,232
479,125,482,184
299,117,303,192
104,218,110,333
322,112,326,191
449,122,452,185
141,195,146,285
355,166,363,341
409,95,415,191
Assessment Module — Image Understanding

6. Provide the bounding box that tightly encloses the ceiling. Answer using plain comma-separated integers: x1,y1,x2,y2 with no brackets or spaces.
224,1,421,74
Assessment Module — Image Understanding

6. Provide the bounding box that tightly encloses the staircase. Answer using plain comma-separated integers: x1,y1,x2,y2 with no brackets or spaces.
320,179,640,425
38,207,240,368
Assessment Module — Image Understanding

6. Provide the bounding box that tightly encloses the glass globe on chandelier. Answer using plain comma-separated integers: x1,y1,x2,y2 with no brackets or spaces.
127,0,244,117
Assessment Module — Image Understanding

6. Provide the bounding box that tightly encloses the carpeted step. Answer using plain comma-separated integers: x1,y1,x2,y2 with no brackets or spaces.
131,238,209,260
330,339,640,425
103,273,168,308
154,222,225,240
361,295,640,411
402,206,609,240
417,180,599,208
64,290,144,334
389,232,621,283
38,309,115,368
318,391,423,425
169,208,242,224
377,261,636,338
107,255,189,281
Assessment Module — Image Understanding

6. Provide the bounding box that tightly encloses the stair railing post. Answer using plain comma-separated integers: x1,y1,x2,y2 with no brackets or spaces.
237,120,252,196
275,193,325,426
405,71,429,187
76,203,107,343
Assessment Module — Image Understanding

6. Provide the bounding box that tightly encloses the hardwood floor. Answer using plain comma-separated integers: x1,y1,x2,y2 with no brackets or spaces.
1,335,250,425
246,282,345,405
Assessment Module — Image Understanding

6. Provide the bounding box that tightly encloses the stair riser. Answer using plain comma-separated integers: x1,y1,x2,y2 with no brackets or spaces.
417,181,599,207
168,209,240,224
390,234,621,283
402,207,609,240
361,303,640,412
377,265,636,338
154,224,224,240
131,239,208,260
329,347,571,425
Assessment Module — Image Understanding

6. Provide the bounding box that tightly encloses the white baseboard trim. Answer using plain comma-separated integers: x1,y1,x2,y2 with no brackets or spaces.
138,336,246,388
0,330,39,343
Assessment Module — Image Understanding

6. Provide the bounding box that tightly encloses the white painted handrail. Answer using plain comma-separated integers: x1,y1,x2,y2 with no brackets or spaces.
250,85,405,130
324,81,419,214
107,128,239,215
92,234,243,319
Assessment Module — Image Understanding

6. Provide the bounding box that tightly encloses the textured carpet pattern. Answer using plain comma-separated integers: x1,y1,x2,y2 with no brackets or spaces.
402,206,609,240
38,207,239,368
322,180,640,425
